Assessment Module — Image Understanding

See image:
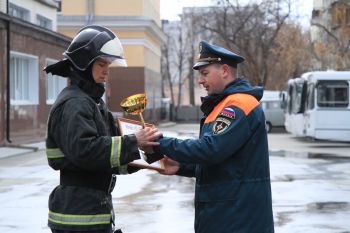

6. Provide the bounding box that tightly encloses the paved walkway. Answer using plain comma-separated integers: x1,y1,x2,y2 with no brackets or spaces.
0,142,45,159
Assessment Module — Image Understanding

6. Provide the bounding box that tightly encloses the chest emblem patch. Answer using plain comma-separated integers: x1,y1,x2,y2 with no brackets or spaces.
219,107,236,119
212,117,231,135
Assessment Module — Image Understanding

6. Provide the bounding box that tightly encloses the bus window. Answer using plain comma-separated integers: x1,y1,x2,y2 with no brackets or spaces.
317,81,349,107
306,83,315,110
291,79,306,114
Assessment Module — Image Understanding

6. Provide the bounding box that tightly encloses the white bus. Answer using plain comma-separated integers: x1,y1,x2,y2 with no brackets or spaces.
283,71,350,142
283,78,307,137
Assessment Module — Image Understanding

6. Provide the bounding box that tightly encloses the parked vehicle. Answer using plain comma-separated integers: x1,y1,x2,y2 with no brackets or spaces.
261,90,285,133
283,78,306,137
282,71,350,142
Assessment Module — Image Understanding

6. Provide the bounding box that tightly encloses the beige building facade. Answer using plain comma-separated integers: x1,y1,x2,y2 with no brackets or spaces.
58,0,166,122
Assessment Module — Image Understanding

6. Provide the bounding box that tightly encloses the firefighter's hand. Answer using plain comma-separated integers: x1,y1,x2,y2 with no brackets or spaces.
159,156,179,175
134,127,162,148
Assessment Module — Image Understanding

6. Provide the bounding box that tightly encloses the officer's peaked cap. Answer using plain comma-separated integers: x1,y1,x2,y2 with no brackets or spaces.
193,41,244,70
63,25,127,71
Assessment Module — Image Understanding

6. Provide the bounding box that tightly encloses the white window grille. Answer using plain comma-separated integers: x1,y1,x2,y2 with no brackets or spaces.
10,52,39,105
37,14,53,30
9,3,30,21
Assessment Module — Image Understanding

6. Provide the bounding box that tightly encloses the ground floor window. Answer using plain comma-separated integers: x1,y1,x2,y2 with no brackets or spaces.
10,52,39,105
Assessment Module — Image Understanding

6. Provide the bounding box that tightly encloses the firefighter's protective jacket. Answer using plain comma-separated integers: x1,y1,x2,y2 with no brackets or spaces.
155,79,274,233
46,72,140,231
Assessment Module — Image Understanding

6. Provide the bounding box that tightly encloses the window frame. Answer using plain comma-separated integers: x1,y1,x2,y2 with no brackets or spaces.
9,3,30,21
10,51,39,105
316,80,349,108
36,14,53,30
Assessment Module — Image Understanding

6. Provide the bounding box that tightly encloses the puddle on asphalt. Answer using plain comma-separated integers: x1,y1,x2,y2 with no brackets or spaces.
269,150,350,161
307,202,349,212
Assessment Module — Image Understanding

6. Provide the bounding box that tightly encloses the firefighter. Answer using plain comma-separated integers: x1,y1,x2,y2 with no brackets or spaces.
44,25,161,233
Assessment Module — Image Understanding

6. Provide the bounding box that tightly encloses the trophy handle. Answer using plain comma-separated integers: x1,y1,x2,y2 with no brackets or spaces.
139,113,146,129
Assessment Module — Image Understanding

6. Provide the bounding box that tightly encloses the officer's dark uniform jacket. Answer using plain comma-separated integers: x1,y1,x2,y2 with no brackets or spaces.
155,79,274,233
46,71,140,231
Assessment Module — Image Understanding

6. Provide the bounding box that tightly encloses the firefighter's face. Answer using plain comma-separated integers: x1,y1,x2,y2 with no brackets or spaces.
197,64,228,95
92,58,111,84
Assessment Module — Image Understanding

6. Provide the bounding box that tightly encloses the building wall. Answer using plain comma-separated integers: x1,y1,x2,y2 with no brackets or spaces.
61,0,86,15
94,0,143,16
9,0,58,30
0,14,70,145
107,67,145,113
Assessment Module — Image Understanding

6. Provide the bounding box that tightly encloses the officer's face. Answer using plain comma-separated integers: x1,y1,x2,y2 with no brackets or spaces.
92,58,111,84
197,64,227,95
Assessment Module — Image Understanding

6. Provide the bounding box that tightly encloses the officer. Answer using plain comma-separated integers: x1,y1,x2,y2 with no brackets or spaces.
155,41,274,233
45,25,161,233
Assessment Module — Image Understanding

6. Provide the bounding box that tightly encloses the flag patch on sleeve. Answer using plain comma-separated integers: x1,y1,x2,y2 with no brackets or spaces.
219,107,236,119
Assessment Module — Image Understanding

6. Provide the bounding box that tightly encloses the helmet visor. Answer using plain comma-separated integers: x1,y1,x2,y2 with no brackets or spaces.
100,38,127,67
100,56,127,67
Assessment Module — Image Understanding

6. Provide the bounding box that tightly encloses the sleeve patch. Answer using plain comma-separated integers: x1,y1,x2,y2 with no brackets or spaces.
212,117,231,135
218,107,236,119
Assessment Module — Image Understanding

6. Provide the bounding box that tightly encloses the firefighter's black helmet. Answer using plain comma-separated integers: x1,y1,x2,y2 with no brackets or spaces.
63,25,127,71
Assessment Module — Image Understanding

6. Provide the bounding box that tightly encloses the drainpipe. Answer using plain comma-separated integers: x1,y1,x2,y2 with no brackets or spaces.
86,0,90,24
90,0,94,23
6,0,11,143
86,0,94,24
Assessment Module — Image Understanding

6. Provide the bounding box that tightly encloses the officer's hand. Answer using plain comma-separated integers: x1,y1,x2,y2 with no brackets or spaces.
134,127,162,148
159,156,179,175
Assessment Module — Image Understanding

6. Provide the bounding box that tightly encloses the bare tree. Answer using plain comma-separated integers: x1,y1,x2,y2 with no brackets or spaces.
161,21,190,119
268,23,313,89
161,0,317,111
160,36,175,120
311,22,350,70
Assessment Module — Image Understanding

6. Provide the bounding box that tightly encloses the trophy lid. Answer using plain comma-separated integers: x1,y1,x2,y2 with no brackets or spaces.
120,93,147,115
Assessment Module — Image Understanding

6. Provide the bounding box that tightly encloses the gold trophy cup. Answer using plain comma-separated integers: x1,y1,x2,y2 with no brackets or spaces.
120,93,147,128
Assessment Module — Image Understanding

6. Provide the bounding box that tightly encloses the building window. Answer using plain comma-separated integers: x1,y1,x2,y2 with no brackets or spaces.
10,52,39,105
9,3,30,21
37,14,53,30
306,83,315,110
46,59,67,104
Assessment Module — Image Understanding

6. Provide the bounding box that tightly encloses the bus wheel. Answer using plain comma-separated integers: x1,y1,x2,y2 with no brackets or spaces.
266,122,272,133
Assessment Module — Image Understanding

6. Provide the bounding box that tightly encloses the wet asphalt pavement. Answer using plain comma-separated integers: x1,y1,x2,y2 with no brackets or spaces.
0,123,350,233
